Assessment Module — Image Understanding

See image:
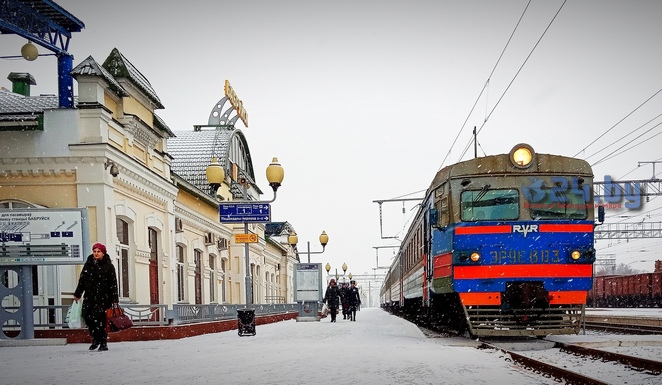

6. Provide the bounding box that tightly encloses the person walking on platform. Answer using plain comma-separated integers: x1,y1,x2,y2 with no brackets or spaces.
74,243,119,351
323,279,341,322
347,280,361,321
340,282,350,320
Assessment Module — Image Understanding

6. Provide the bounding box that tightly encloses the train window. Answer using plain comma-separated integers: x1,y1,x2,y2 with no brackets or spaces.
529,188,588,219
460,189,519,221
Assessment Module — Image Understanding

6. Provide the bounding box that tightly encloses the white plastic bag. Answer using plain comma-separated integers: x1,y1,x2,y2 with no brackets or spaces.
65,300,85,329
321,303,329,316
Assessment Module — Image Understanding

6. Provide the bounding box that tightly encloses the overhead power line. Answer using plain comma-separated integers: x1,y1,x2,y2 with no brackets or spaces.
437,0,533,171
591,123,662,166
573,87,662,158
456,0,568,162
584,113,662,162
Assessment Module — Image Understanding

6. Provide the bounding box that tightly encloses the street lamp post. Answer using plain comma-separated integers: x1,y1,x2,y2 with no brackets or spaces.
206,157,284,305
288,231,329,263
325,262,348,284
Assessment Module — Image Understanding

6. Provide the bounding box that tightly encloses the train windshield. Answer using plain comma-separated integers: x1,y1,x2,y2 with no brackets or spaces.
528,187,588,219
461,189,519,221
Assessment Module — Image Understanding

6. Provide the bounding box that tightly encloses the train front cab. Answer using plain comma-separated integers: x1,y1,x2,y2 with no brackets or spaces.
430,144,599,338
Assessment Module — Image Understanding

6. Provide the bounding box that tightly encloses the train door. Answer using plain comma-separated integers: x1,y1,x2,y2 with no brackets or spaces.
424,207,432,307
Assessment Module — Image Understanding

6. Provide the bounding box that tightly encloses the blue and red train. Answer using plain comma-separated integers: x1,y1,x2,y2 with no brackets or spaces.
380,143,602,337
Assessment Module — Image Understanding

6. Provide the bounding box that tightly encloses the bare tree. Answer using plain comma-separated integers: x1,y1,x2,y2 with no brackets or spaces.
594,263,642,276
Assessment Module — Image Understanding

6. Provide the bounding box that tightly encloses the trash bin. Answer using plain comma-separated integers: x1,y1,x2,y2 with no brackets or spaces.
237,308,256,336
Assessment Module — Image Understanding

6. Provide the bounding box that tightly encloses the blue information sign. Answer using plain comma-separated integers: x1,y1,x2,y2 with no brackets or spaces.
219,203,271,223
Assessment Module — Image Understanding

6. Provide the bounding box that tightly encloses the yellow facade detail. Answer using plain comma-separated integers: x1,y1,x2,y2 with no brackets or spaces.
177,190,219,222
86,205,98,244
122,97,153,126
109,126,125,150
0,174,78,208
103,94,119,119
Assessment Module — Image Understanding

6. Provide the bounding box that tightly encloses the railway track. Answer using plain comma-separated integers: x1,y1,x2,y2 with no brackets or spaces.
418,322,662,384
584,321,662,335
479,340,661,384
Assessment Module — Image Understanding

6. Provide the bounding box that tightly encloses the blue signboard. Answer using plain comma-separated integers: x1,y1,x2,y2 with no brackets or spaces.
219,203,271,223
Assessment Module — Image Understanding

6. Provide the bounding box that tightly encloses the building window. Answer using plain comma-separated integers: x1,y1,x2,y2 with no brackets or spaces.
176,245,185,302
194,249,202,304
116,218,130,298
148,227,159,304
209,254,216,303
0,200,32,209
220,259,226,303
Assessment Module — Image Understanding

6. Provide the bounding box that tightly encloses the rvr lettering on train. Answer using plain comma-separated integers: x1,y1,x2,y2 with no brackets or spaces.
512,224,539,237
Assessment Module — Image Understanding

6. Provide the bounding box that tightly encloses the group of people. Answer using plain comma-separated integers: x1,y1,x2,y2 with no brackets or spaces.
323,279,361,322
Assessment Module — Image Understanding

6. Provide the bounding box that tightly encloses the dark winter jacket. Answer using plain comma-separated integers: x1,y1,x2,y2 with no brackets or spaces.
340,286,350,305
74,253,119,316
324,284,341,310
347,286,361,308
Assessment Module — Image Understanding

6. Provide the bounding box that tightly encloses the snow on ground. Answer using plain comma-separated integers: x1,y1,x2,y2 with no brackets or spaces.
2,308,662,385
0,308,559,385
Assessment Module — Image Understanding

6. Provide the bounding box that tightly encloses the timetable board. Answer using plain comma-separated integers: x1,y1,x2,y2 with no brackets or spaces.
294,263,323,302
0,208,89,265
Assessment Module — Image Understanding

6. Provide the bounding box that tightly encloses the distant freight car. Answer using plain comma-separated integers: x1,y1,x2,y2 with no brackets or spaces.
588,271,662,307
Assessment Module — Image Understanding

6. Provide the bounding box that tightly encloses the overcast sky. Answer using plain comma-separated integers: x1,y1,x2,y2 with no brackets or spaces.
2,0,661,275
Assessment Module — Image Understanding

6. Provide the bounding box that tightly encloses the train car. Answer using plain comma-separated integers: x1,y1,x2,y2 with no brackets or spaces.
380,143,601,337
588,275,606,307
588,271,662,307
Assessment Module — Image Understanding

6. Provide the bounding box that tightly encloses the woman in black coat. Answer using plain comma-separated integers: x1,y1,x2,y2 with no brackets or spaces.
347,280,361,321
74,243,119,351
323,279,341,322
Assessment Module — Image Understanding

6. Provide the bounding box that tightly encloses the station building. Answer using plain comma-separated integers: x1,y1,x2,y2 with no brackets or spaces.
0,47,299,312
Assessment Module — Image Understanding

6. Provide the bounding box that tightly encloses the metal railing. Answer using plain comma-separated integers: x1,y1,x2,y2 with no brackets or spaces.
2,303,297,331
171,303,298,325
28,304,171,329
265,296,286,304
2,303,298,331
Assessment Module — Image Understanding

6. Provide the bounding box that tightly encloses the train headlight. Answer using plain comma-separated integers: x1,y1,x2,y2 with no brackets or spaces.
571,250,581,260
509,143,535,169
470,252,481,262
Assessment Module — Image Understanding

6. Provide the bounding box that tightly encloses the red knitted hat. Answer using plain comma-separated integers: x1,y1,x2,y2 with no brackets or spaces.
92,243,107,253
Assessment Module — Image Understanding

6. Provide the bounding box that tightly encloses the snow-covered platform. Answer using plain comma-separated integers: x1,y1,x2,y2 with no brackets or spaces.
1,308,661,385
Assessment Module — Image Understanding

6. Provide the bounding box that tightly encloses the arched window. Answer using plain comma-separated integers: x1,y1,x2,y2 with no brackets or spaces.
209,254,216,303
176,245,186,302
116,218,131,298
220,258,227,303
148,227,159,305
194,249,202,304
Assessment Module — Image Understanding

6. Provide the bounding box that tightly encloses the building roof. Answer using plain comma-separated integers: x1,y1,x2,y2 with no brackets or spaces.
154,113,175,138
102,48,164,109
0,88,61,113
169,129,225,193
265,222,296,237
71,55,129,98
169,127,262,198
